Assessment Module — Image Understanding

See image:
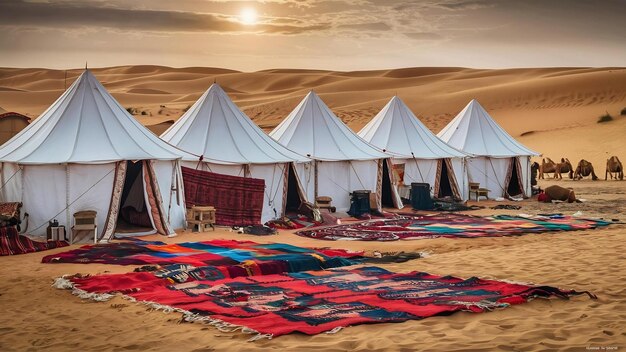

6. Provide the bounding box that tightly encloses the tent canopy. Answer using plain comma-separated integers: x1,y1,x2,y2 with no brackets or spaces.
270,91,388,161
161,83,308,164
437,99,539,157
0,70,193,164
359,96,467,159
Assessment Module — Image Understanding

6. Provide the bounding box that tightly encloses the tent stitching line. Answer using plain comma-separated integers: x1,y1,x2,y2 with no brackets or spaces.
18,73,84,162
90,76,131,160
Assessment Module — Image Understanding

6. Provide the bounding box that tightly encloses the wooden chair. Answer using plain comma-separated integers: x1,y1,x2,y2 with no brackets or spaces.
469,182,490,201
187,206,216,232
72,210,97,244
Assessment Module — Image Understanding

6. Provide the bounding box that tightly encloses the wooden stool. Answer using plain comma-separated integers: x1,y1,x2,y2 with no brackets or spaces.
187,206,216,232
315,196,336,212
72,210,98,243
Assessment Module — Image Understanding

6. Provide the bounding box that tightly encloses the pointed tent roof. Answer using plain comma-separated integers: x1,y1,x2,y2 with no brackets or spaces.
437,99,539,157
161,83,308,164
270,91,388,161
358,96,466,159
0,70,198,164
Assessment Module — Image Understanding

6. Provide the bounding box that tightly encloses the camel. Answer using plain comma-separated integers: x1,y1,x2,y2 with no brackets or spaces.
539,157,573,180
605,156,624,180
573,159,599,180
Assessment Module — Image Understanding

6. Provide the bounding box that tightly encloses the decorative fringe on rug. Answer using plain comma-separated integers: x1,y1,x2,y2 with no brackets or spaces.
52,276,273,342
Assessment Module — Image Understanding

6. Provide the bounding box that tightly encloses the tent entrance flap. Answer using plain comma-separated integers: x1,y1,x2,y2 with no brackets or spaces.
506,157,524,197
381,160,395,208
285,163,304,212
116,161,155,235
437,159,454,198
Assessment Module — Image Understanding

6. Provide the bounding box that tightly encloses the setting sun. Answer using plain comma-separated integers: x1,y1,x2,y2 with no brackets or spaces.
240,8,257,25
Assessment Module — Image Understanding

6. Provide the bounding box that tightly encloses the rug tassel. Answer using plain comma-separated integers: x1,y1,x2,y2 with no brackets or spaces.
52,276,266,340
247,333,273,342
326,326,344,334
52,277,74,290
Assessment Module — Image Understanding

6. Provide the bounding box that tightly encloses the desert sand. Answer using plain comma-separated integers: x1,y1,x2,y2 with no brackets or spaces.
0,179,624,351
0,66,625,351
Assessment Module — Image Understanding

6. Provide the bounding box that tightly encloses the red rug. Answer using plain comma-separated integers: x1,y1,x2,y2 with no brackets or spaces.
60,266,593,338
182,166,264,226
0,227,68,256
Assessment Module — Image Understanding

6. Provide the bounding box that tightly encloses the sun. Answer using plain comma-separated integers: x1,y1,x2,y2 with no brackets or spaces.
240,8,258,25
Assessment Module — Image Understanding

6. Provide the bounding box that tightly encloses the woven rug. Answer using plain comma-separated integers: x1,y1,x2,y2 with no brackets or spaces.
42,239,361,280
58,266,594,338
182,166,264,226
0,227,68,256
296,213,614,241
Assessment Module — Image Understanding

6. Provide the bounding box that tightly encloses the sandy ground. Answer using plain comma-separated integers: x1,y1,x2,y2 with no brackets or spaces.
0,179,624,352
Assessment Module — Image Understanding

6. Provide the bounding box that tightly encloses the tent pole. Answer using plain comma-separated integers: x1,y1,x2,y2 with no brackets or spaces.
65,163,71,231
314,160,318,200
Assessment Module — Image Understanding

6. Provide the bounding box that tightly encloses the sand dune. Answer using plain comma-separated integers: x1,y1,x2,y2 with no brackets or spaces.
0,65,625,166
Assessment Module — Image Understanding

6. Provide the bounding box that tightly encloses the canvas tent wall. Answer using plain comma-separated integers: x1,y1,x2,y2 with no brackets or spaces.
437,99,540,198
270,91,394,212
160,83,310,223
359,96,469,201
0,70,188,241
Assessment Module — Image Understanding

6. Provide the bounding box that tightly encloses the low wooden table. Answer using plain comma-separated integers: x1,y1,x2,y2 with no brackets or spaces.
187,206,216,232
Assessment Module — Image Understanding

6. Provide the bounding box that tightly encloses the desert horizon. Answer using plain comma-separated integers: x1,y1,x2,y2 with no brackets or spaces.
1,0,625,350
1,65,624,170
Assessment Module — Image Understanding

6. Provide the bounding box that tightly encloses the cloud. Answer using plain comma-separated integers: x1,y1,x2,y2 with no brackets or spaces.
337,22,391,31
0,0,330,35
404,32,443,40
433,0,494,10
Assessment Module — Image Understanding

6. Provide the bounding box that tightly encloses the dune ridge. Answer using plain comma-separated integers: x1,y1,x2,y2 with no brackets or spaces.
0,65,624,167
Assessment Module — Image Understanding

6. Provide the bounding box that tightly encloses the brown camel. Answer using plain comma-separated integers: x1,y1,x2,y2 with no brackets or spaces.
539,157,573,179
573,159,599,180
605,156,623,180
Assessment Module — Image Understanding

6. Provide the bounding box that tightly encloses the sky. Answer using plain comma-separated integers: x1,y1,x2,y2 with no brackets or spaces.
0,0,625,71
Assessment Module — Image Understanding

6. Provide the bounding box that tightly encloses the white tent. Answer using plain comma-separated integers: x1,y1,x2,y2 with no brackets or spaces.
270,91,393,212
359,96,469,201
437,99,540,198
0,70,189,242
161,83,310,223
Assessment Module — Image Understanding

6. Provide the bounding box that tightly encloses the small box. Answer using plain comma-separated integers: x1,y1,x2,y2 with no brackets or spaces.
50,226,66,241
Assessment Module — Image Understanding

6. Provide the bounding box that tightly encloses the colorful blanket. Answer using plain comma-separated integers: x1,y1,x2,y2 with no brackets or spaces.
182,166,264,226
42,239,360,280
1,226,68,256
61,266,593,338
296,214,614,241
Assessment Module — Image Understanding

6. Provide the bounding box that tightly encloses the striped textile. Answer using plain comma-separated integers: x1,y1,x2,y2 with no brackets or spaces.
0,226,68,256
181,166,265,226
